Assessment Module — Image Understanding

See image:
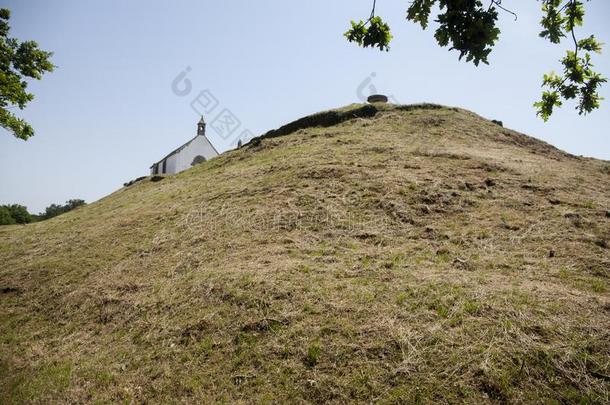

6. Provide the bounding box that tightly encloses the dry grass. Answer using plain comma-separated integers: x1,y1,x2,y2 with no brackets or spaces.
1,104,609,403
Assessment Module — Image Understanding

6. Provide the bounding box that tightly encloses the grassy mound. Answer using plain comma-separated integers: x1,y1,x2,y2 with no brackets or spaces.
1,104,609,403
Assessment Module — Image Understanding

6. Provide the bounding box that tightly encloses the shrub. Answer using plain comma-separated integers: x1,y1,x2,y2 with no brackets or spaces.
41,199,86,220
2,204,32,224
0,206,15,225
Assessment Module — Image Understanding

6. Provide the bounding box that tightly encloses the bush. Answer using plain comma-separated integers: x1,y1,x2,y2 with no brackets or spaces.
41,199,86,220
1,204,32,224
0,206,15,225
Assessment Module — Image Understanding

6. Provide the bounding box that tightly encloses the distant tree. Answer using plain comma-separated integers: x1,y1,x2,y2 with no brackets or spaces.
41,203,63,219
345,0,606,120
40,199,86,220
0,8,54,140
1,204,32,224
0,206,15,225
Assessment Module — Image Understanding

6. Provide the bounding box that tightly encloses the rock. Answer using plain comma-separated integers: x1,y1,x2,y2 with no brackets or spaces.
367,94,388,104
491,120,503,127
150,175,165,182
548,198,561,205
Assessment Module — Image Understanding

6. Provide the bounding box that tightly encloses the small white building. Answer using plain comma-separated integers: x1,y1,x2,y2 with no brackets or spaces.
151,117,219,175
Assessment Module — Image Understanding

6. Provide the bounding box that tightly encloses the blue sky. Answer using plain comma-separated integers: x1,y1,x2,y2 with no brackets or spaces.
1,0,609,213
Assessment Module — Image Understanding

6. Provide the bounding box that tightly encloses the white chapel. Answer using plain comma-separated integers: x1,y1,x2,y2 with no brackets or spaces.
150,117,219,175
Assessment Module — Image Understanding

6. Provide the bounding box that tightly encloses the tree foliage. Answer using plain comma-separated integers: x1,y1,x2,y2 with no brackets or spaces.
41,199,86,220
345,0,606,120
534,0,606,120
345,1,393,51
0,199,86,225
0,204,32,224
0,206,15,225
0,8,54,140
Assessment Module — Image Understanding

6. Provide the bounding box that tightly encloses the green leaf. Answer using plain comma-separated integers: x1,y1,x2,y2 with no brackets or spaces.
344,16,392,52
0,8,54,140
407,0,436,29
535,91,563,122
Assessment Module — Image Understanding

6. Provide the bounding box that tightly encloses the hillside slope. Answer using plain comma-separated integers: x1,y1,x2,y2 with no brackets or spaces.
1,104,609,403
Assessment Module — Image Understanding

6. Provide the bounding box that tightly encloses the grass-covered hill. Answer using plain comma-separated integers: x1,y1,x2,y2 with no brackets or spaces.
1,104,609,403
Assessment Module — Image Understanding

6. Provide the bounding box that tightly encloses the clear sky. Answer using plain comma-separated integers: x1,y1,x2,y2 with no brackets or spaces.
1,0,609,213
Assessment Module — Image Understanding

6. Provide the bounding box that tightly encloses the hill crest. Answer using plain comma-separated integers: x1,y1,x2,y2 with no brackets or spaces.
1,103,609,403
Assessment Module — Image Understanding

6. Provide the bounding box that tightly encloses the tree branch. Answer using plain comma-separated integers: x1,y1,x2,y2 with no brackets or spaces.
362,0,377,25
568,0,579,57
489,0,517,21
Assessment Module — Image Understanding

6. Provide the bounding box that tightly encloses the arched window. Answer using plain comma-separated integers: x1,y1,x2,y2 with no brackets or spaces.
191,155,206,166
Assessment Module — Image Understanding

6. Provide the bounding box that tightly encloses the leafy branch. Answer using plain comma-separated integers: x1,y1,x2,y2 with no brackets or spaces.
344,0,393,51
534,0,606,121
345,0,606,120
0,8,54,140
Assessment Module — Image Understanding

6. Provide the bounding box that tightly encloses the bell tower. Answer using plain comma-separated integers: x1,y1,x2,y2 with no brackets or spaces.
197,116,206,136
